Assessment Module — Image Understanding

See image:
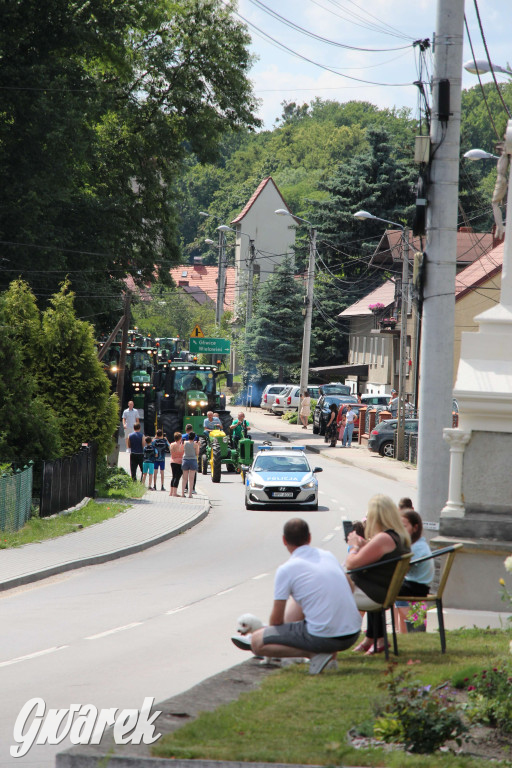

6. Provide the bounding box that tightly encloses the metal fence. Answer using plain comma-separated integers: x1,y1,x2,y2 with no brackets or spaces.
40,443,97,518
0,463,34,532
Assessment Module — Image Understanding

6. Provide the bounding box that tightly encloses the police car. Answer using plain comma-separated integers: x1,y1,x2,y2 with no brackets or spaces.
244,445,322,510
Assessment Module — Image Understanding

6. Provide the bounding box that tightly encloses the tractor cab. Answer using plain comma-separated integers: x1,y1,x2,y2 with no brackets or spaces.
144,362,232,438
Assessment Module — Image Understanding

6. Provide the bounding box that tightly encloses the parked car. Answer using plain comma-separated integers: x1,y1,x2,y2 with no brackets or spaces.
271,385,320,414
367,418,419,457
312,394,358,435
318,382,352,396
245,445,322,510
360,394,391,407
260,383,292,411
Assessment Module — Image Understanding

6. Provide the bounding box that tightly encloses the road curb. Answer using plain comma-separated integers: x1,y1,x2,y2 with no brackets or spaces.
0,501,210,593
264,431,415,486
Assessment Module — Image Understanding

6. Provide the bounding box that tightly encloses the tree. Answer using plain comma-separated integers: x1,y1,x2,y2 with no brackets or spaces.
0,295,61,464
37,282,119,457
0,0,260,327
244,258,303,382
132,284,218,340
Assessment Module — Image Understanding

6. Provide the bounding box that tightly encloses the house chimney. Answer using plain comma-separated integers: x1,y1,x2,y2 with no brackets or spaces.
193,256,203,268
458,226,474,233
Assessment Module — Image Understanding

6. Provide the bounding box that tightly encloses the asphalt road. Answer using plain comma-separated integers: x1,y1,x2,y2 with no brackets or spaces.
0,421,415,767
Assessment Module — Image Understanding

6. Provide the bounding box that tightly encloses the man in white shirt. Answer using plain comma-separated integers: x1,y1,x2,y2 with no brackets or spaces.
233,519,361,675
203,410,222,437
122,401,139,450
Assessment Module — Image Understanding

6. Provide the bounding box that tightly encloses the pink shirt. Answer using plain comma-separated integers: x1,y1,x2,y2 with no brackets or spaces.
170,441,184,464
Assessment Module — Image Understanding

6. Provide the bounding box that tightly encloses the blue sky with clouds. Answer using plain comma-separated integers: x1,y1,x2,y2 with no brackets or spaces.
234,0,511,129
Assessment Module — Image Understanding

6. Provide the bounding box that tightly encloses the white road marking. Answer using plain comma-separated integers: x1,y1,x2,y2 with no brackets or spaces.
319,490,326,495
331,498,337,504
166,605,188,615
322,534,334,542
334,525,342,531
252,573,269,580
216,588,235,596
85,622,143,640
0,645,69,668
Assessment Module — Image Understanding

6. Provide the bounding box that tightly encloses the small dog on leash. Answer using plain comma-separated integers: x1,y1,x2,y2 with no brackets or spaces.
236,613,264,635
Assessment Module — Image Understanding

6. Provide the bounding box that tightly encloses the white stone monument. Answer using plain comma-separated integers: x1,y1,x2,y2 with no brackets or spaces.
434,120,512,611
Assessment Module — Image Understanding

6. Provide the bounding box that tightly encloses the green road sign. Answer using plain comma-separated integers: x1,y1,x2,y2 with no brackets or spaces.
189,337,231,354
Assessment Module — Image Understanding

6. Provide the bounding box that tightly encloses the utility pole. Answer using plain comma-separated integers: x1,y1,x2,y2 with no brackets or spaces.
396,227,410,461
116,292,131,418
246,239,256,323
417,0,465,524
215,228,226,328
298,227,316,397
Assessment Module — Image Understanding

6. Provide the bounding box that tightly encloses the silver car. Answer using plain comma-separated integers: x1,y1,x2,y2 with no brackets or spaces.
244,446,322,510
260,383,293,411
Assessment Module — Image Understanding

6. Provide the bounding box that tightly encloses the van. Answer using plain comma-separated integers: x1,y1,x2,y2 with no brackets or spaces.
360,394,390,407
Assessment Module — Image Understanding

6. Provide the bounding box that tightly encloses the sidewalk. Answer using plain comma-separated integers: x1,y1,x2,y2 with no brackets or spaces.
0,451,209,592
248,407,417,488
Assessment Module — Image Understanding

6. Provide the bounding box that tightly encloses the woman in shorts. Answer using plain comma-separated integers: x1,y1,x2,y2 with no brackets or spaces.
181,432,199,498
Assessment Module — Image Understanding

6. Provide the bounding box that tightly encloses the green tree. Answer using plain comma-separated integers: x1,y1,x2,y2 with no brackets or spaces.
0,0,259,326
37,282,119,457
244,257,303,382
132,285,218,340
0,298,61,463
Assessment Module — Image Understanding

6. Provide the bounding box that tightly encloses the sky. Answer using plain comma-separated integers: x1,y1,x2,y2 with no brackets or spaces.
234,0,512,130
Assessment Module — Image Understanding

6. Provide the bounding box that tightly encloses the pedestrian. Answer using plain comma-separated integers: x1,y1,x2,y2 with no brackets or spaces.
342,404,357,447
324,402,338,447
388,389,398,418
232,518,362,675
169,431,184,497
299,390,311,430
181,431,199,498
122,401,139,451
152,428,170,491
230,412,250,447
128,423,144,481
142,437,157,489
398,497,414,511
182,424,199,493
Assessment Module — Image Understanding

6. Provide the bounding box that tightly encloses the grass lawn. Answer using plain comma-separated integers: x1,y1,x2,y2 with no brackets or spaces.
0,476,145,549
153,628,512,767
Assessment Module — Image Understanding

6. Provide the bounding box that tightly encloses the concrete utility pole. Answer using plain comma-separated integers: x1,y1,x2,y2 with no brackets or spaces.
116,292,131,417
417,0,465,525
396,227,410,461
246,239,256,323
299,226,317,397
215,228,226,328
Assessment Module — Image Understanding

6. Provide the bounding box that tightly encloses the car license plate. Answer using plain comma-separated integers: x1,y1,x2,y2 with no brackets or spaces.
272,492,293,498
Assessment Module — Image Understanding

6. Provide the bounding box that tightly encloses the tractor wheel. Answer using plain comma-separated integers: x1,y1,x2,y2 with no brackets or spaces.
211,440,222,483
226,462,236,473
201,453,208,475
198,435,208,469
216,410,233,435
144,401,156,437
160,412,180,442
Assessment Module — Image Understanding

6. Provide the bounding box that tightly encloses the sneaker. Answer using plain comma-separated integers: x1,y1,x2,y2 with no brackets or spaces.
308,653,334,675
231,634,252,651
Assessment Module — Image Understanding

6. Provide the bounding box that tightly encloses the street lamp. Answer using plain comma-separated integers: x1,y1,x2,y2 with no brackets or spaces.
463,149,499,161
354,210,410,461
275,208,317,399
464,59,512,76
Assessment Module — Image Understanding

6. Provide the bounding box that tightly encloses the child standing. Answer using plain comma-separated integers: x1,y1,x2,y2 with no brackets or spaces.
142,436,157,489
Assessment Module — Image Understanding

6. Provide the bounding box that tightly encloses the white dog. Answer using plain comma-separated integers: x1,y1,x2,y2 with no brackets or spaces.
236,613,264,635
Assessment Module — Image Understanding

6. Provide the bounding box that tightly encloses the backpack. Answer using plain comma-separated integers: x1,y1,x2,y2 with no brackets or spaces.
144,443,157,462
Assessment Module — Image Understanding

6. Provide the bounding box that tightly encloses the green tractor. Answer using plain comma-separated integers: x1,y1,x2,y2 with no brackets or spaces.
200,428,254,483
143,362,232,439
